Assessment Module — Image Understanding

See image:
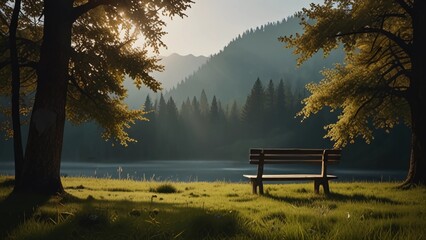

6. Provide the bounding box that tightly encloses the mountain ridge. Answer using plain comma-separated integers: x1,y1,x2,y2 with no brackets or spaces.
165,16,344,105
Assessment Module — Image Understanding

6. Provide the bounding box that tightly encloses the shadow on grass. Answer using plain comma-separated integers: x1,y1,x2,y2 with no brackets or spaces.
0,190,242,240
0,191,50,239
264,192,399,206
0,178,16,188
42,198,241,240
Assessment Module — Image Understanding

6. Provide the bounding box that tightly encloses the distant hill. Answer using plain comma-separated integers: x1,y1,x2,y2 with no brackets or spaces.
153,53,209,90
166,16,344,105
125,53,208,108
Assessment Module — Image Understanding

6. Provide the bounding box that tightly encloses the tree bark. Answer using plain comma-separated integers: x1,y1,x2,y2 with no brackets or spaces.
401,0,426,187
9,0,24,186
15,0,73,194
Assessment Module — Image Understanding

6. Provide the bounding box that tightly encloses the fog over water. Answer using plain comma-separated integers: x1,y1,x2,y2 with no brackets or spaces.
0,160,405,182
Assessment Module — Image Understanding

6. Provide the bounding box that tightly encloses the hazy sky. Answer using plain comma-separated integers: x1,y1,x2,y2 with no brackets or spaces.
150,0,321,56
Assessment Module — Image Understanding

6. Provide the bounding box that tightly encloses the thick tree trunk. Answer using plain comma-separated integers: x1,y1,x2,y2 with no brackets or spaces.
15,0,73,194
9,0,24,186
401,0,426,186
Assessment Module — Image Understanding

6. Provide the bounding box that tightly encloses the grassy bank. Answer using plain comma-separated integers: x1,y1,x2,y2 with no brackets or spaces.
0,176,425,239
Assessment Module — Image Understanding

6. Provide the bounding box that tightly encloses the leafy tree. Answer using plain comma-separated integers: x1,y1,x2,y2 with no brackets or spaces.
1,0,193,194
281,0,425,186
1,0,39,183
8,0,24,184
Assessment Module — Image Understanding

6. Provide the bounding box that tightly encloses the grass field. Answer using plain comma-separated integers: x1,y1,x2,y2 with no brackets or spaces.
0,176,425,239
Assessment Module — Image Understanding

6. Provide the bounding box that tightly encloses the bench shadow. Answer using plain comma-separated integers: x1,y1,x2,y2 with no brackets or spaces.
264,192,399,206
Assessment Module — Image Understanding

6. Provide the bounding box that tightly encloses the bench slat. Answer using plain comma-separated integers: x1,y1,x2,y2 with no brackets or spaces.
250,148,341,155
249,155,341,161
243,174,338,180
249,160,340,164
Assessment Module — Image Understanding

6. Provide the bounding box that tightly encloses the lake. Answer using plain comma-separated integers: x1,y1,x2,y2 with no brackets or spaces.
0,160,406,182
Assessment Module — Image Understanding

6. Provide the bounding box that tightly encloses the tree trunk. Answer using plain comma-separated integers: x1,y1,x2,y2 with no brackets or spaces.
401,0,426,187
9,0,24,186
15,0,73,194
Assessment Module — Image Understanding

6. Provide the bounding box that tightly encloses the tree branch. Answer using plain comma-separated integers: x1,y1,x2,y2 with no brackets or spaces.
68,74,112,115
352,89,383,121
68,74,96,104
72,0,116,22
336,27,411,57
394,0,413,17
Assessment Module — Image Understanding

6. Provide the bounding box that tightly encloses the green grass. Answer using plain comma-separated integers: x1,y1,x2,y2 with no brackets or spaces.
0,176,425,239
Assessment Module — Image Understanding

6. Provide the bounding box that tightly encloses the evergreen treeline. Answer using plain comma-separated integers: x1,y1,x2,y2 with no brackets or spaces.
0,77,411,169
58,77,409,170
120,78,306,160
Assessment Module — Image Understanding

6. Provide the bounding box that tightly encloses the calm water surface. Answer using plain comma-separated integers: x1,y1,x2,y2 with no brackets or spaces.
0,160,406,182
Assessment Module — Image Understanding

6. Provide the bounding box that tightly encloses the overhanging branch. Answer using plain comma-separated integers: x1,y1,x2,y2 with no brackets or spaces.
335,27,412,58
72,0,116,22
394,0,413,17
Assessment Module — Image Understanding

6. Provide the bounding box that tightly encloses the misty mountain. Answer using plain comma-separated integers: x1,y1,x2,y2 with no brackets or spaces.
125,53,208,108
153,53,209,90
166,16,344,105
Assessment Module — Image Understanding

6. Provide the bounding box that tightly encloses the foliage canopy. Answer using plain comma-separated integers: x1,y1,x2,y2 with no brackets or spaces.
281,0,412,147
0,0,193,145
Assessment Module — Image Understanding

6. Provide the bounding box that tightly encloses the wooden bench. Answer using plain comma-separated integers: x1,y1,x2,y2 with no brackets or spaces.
243,148,341,194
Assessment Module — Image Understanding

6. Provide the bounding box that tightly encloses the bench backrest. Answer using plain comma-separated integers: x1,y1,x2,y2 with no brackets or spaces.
249,148,341,164
249,148,341,178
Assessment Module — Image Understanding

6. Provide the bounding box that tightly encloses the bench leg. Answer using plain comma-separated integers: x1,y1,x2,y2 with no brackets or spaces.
323,180,330,194
314,180,320,194
259,181,264,195
314,180,330,194
251,180,257,194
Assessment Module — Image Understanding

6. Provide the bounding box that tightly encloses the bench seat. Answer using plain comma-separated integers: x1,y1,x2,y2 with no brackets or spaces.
243,174,337,181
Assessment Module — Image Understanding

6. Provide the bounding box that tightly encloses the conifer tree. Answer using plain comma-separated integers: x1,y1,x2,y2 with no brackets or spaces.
210,96,219,123
265,79,275,113
144,95,154,112
242,78,265,130
166,97,179,124
157,94,168,123
276,79,286,112
192,96,201,119
229,101,240,123
200,89,209,117
180,97,192,121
